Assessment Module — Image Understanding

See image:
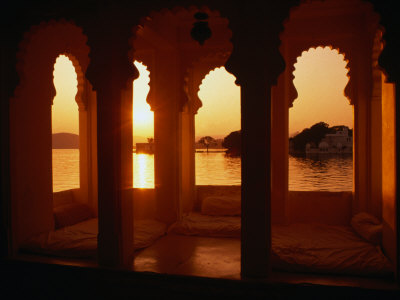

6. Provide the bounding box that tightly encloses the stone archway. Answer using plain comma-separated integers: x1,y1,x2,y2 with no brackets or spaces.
131,6,233,223
271,0,381,225
9,20,94,250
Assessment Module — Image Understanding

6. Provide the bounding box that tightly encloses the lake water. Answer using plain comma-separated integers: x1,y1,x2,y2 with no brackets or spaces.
52,149,352,192
52,149,80,192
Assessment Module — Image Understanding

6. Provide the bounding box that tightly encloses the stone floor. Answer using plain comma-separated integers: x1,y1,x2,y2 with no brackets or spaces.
133,234,241,279
14,233,399,292
132,233,398,291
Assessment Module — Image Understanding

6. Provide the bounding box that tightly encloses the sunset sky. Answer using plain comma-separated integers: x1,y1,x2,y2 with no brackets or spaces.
52,46,353,138
290,47,352,136
132,61,153,137
52,55,79,134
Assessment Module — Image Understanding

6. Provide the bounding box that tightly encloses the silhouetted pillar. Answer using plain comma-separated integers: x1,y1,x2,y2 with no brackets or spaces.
154,106,180,224
144,48,183,225
180,104,196,215
226,4,286,278
1,29,20,257
240,78,272,277
396,80,400,283
369,59,383,218
76,79,98,213
80,82,99,213
271,69,292,224
374,4,400,280
86,23,138,268
351,34,378,216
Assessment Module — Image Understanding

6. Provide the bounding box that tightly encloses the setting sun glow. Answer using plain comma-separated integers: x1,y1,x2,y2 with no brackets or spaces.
132,61,153,139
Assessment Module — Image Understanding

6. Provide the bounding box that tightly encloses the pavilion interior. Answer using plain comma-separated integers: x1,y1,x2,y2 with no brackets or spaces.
5,0,399,291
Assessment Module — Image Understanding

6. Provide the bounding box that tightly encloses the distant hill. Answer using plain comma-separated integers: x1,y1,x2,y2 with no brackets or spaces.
52,133,79,149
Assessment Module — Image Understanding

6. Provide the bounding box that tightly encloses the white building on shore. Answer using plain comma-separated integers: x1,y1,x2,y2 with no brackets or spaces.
306,126,353,154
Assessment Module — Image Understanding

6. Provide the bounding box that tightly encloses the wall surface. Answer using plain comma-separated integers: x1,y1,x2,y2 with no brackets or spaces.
381,77,397,266
288,191,353,225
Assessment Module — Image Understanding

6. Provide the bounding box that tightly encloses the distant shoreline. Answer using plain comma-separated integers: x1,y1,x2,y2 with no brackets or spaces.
53,146,79,149
195,149,227,153
52,133,79,149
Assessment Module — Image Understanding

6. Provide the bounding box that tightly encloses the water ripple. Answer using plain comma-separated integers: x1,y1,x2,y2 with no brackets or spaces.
52,150,353,191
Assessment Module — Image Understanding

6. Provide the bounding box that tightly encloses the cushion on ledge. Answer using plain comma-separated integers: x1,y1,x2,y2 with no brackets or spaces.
20,218,167,258
54,203,93,229
351,212,382,244
201,195,241,216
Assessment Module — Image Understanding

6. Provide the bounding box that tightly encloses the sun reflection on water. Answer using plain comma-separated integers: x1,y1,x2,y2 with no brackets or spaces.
133,153,155,188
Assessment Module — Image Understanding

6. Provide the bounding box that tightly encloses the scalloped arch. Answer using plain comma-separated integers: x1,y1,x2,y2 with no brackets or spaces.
132,60,152,117
14,19,90,110
183,51,232,114
279,0,381,107
132,58,153,112
371,28,385,76
130,5,233,112
290,45,352,106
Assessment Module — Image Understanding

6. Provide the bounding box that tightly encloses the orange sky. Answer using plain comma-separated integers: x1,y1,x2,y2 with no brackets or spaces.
52,47,353,138
196,67,240,138
132,61,153,138
52,55,79,134
290,46,352,136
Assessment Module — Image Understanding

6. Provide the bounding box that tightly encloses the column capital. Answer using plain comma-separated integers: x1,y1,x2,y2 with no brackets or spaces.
225,5,287,88
379,30,400,84
85,22,138,93
371,0,400,84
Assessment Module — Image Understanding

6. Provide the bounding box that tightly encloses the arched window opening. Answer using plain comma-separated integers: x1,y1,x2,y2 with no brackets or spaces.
196,67,240,185
52,54,79,192
132,60,154,188
130,6,239,279
289,46,353,192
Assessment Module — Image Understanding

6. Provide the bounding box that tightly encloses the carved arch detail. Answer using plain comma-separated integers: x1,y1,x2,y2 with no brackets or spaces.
288,45,352,107
15,19,90,110
130,5,233,112
371,29,385,101
183,51,231,114
280,0,381,107
130,52,156,111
